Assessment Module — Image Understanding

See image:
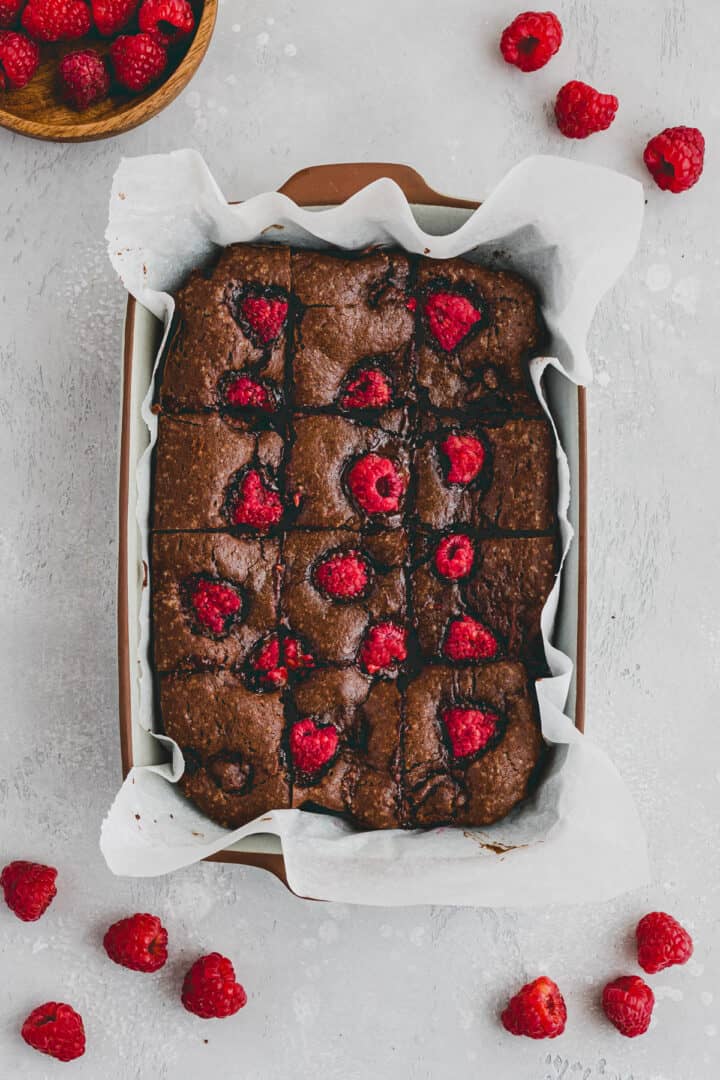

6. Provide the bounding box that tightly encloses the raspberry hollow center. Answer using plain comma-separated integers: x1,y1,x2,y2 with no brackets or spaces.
347,453,406,514
435,533,475,579
442,706,500,759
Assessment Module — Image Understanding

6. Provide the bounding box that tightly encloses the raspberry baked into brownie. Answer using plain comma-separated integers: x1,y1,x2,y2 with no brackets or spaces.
151,244,558,830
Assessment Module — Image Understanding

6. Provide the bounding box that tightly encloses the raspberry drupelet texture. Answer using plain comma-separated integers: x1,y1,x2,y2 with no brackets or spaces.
290,717,339,775
644,126,705,193
21,1002,86,1062
501,976,567,1039
555,80,618,139
444,615,499,661
139,0,194,47
636,911,693,973
500,10,563,72
359,621,408,675
602,975,654,1038
440,433,486,484
228,469,283,530
59,49,110,110
181,953,247,1019
240,294,288,344
21,0,91,42
347,453,406,514
91,0,138,36
1,860,57,921
424,291,482,350
190,579,242,635
340,368,393,410
314,549,369,599
224,375,274,410
435,533,475,579
110,31,167,92
252,634,314,688
0,31,39,88
0,0,24,28
103,913,168,973
442,706,501,759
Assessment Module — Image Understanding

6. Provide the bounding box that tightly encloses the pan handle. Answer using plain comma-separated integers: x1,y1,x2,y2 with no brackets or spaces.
278,162,478,209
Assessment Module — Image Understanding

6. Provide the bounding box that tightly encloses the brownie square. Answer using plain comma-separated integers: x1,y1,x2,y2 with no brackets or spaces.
280,529,407,663
160,244,291,412
413,258,544,414
414,418,556,532
286,413,411,529
291,249,410,307
153,414,284,532
152,532,279,672
160,670,290,829
403,662,543,827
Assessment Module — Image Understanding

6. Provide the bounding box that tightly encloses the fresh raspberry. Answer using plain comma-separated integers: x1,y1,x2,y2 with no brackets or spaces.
290,717,339,775
347,453,406,514
555,80,618,139
1,860,57,921
314,549,369,600
228,469,283,530
500,11,563,72
442,706,501,758
501,976,567,1039
110,31,167,92
636,911,693,973
181,953,247,1019
21,0,91,41
644,126,705,193
240,294,288,344
251,633,314,688
0,31,39,89
434,533,474,579
341,368,393,410
602,975,654,1038
439,433,486,484
59,49,110,110
103,913,168,973
359,621,408,675
224,375,273,411
139,0,194,47
21,1002,85,1062
0,0,23,29
424,291,482,351
405,296,417,311
190,578,242,635
444,615,498,661
91,0,137,35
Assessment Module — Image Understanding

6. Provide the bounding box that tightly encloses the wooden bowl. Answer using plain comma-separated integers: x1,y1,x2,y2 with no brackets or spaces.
0,0,217,142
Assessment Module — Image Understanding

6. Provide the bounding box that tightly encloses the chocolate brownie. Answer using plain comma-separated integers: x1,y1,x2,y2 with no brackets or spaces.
151,243,558,833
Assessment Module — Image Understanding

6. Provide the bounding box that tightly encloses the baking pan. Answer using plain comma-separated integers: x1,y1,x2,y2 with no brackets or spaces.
117,162,587,886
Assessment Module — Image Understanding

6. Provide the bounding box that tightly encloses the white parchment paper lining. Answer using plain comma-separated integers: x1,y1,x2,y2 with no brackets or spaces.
101,150,648,906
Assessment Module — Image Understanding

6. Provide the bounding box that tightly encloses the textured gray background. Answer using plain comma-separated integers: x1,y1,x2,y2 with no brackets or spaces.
1,1,719,1076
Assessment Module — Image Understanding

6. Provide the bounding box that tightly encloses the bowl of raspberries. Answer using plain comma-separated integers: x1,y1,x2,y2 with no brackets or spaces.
0,0,217,141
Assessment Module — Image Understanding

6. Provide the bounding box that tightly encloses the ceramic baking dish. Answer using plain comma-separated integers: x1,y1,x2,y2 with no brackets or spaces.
117,162,587,887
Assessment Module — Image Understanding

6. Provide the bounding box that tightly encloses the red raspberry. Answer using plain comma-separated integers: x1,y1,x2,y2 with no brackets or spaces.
439,433,486,484
501,976,567,1039
341,368,392,410
240,294,288,344
21,1002,85,1062
290,717,339,775
190,578,241,635
359,621,408,675
59,49,110,110
229,469,283,530
602,975,654,1038
224,375,273,410
91,0,137,36
424,291,482,351
636,911,693,973
181,953,247,1019
442,706,500,758
347,453,406,514
110,32,167,93
555,80,618,139
644,126,705,194
252,633,314,688
139,0,194,47
500,10,562,72
1,860,57,921
0,0,23,28
444,615,498,661
0,31,39,89
103,913,168,973
434,533,474,579
314,549,369,600
21,0,91,42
